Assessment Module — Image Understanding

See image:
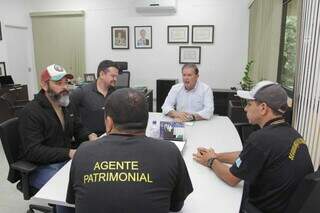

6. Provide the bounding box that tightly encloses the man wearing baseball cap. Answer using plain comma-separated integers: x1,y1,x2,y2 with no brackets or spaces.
70,60,119,136
19,64,97,200
193,81,314,213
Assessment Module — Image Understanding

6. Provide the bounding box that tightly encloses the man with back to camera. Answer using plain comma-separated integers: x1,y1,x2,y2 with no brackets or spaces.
161,64,214,122
19,64,97,212
66,88,193,213
70,60,119,136
192,81,314,213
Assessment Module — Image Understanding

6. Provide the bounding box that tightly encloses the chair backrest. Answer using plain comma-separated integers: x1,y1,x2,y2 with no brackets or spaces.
0,96,15,123
0,117,21,182
114,61,128,71
285,170,320,213
0,75,14,86
1,92,16,106
115,71,130,88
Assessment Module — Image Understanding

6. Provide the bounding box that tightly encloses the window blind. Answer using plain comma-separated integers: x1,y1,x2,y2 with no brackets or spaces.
294,0,320,169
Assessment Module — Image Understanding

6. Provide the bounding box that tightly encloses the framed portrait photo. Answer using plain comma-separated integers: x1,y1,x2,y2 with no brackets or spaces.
179,46,201,64
0,62,6,76
192,25,214,43
134,26,152,49
167,25,189,43
111,26,129,49
0,21,2,41
84,73,96,82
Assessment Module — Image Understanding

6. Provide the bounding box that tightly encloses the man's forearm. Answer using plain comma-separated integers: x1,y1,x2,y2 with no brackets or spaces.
211,159,241,187
217,151,241,164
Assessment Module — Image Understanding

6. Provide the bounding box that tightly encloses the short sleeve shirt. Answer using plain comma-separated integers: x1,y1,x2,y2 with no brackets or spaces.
66,135,193,213
230,121,314,213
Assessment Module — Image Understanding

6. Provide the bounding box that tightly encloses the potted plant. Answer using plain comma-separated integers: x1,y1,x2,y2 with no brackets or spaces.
240,60,254,91
228,60,254,124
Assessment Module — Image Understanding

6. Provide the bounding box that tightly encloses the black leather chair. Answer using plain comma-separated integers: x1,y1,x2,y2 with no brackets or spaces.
285,170,320,213
0,117,53,213
115,71,130,88
0,92,28,118
0,96,15,123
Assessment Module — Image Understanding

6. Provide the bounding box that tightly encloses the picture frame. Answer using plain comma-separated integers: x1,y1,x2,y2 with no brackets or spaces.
134,26,152,49
0,21,2,41
167,25,189,43
179,46,201,64
84,73,96,82
192,25,214,43
111,26,129,49
0,62,6,76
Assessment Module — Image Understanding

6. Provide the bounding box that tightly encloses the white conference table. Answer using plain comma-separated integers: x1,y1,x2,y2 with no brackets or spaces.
33,113,243,212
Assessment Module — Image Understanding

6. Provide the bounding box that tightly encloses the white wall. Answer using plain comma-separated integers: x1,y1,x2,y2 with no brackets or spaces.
2,0,249,96
0,0,29,62
0,0,37,99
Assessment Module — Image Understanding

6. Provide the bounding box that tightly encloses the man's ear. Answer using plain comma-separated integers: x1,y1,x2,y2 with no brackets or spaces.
98,70,103,79
40,81,48,92
259,102,269,115
105,116,114,134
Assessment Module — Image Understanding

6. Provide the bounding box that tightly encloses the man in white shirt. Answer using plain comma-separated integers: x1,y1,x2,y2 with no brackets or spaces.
161,64,214,122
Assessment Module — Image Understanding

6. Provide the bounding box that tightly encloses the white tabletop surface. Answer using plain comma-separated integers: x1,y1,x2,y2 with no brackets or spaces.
33,113,243,212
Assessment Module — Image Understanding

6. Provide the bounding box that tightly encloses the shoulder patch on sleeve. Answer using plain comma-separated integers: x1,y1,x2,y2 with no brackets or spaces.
235,157,242,168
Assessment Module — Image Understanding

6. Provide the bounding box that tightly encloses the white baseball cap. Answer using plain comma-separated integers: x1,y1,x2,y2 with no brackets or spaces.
237,81,275,100
237,80,288,114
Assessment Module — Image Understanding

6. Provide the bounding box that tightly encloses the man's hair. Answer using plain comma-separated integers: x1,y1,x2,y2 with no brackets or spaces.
255,100,284,116
104,88,149,130
181,64,199,75
96,60,119,78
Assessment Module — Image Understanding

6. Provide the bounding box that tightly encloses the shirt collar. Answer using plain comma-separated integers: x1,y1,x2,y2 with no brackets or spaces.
93,81,116,96
263,117,286,128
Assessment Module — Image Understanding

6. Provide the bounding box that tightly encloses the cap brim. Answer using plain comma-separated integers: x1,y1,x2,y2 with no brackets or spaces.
236,90,255,100
51,73,74,81
65,74,74,80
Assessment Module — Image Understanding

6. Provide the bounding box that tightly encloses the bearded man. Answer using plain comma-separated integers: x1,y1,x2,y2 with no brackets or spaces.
19,64,97,190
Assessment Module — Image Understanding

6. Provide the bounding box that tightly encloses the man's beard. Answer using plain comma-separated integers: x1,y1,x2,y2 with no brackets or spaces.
47,87,70,107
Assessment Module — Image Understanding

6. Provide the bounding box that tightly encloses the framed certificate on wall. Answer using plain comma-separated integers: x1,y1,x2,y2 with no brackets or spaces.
192,25,214,43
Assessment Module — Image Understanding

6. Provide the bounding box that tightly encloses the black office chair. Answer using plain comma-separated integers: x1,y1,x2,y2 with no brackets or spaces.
115,71,130,88
0,92,28,117
0,117,53,213
0,96,15,123
284,170,320,213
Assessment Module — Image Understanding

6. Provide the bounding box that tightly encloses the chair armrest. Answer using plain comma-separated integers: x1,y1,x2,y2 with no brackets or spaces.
11,160,37,174
15,99,29,105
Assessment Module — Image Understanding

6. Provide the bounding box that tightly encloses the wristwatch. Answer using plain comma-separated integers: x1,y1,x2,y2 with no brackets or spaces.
207,157,216,168
191,114,196,121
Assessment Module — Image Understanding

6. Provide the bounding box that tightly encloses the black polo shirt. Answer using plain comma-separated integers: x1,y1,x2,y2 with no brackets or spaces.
70,82,115,136
66,135,193,213
230,119,314,213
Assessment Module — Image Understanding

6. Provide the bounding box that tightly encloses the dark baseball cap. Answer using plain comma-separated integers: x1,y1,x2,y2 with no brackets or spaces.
237,80,288,114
